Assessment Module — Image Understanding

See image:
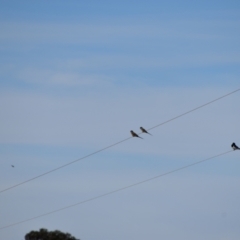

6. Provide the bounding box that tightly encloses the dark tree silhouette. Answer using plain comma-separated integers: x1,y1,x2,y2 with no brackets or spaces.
25,228,80,240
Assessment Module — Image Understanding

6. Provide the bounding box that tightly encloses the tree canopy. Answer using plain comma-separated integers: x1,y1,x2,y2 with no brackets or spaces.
25,228,80,240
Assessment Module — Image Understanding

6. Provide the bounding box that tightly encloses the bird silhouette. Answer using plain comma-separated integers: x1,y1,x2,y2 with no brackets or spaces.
140,127,152,135
130,130,143,139
231,142,240,150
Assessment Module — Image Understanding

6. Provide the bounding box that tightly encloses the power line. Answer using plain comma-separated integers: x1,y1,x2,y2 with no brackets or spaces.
0,137,132,193
0,149,234,230
0,88,239,194
148,88,240,130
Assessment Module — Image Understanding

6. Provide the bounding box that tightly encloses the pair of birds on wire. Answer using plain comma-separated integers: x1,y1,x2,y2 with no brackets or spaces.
130,127,151,139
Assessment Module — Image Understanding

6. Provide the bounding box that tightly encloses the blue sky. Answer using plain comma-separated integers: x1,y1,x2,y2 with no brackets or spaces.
0,1,240,240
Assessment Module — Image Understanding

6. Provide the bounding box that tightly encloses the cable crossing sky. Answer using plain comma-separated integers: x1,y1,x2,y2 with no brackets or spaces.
0,149,234,230
0,88,239,194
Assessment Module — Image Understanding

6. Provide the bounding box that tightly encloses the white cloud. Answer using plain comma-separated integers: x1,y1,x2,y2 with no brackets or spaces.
18,68,113,87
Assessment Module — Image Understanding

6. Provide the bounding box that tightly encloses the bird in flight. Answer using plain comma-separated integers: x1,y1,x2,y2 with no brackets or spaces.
11,165,14,168
231,142,240,150
140,127,152,135
130,130,143,139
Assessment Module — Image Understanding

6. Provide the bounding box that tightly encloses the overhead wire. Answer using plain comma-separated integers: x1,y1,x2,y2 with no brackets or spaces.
0,88,239,194
0,149,234,230
148,88,240,130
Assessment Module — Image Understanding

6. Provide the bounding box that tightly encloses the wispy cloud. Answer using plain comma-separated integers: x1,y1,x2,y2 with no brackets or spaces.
18,68,113,87
60,53,240,70
0,18,239,45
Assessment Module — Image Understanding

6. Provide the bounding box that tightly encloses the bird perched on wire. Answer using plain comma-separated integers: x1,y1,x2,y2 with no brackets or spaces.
130,130,143,139
140,127,152,135
231,142,240,150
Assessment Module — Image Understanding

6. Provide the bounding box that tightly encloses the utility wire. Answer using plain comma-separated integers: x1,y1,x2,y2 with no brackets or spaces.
0,137,132,194
0,149,234,230
0,88,239,194
148,88,240,131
